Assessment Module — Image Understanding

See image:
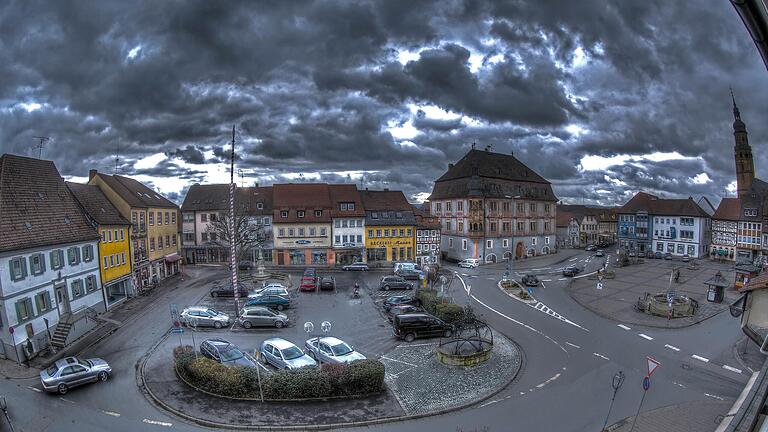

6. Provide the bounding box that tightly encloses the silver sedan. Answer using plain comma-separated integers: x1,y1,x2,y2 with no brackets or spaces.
304,336,366,365
40,356,112,394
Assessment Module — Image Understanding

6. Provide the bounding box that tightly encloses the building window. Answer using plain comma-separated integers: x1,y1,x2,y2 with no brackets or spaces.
545,237,550,245
165,235,170,247
486,240,493,249
342,235,348,243
315,210,322,217
15,298,33,322
288,228,295,237
150,238,156,250
200,213,207,223
281,211,288,218
68,247,81,265
384,229,389,237
447,202,453,212
35,291,52,313
372,212,379,219
50,250,64,270
462,239,467,250
71,279,84,298
458,221,463,232
103,256,109,268
335,220,340,228
183,213,193,222
172,234,177,246
299,228,305,236
400,229,405,237
368,229,373,237
490,222,497,232
297,211,305,218
83,245,94,262
320,228,327,236
407,229,412,236
335,235,341,244
309,227,316,236
530,221,537,232
8,258,25,282
516,221,524,232
544,222,550,231
376,229,382,237
150,212,155,225
279,228,285,237
158,236,164,249
544,204,551,213
529,203,536,212
503,239,509,248
341,219,348,228
30,253,45,275
448,238,453,248
357,235,362,243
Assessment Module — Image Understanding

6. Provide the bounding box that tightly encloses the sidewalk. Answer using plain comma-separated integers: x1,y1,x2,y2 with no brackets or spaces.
566,258,738,329
0,267,224,379
607,399,733,432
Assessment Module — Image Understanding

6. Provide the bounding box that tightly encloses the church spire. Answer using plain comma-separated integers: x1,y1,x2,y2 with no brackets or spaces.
731,87,741,121
731,88,754,198
731,87,747,134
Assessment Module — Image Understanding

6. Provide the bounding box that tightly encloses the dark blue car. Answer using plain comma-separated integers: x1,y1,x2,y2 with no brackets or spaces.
245,294,290,311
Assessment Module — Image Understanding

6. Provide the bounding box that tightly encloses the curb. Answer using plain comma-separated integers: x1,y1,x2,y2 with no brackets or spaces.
497,280,538,304
138,330,525,430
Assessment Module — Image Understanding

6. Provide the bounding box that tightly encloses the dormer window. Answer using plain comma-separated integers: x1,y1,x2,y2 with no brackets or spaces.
315,210,322,217
297,211,305,218
281,211,288,218
257,202,263,210
371,212,379,219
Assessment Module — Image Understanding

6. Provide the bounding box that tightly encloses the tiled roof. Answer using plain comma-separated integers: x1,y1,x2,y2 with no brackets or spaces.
712,198,741,221
360,190,416,226
272,183,332,223
648,198,712,218
328,184,365,217
617,192,659,213
740,271,768,293
66,182,130,226
181,184,273,215
0,154,99,253
94,172,178,209
429,149,557,201
238,186,273,216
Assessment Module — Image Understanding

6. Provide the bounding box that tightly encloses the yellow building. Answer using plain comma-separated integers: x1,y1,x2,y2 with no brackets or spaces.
66,182,133,309
88,170,181,288
360,190,416,263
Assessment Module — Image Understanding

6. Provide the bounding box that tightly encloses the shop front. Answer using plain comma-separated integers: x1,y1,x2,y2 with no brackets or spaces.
334,247,364,265
273,236,332,267
165,252,182,276
365,237,415,264
104,275,132,308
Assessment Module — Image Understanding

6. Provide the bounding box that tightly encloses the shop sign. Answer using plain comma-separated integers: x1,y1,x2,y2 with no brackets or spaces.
367,239,412,247
295,240,311,245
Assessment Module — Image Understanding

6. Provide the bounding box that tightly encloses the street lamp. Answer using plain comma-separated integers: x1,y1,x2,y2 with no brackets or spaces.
602,370,625,431
305,321,332,369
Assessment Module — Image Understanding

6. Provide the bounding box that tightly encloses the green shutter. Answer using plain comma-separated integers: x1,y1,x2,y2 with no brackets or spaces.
39,253,46,273
49,251,56,269
15,301,23,323
35,294,42,313
20,258,27,277
9,259,17,281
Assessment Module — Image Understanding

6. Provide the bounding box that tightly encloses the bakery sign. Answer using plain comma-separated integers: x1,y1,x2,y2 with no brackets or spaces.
367,239,412,247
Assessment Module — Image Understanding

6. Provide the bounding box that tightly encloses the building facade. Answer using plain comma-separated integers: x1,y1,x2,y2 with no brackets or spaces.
711,198,739,261
414,204,441,266
651,207,710,258
617,192,655,253
428,148,557,263
67,182,133,309
361,190,416,264
329,184,366,265
0,155,103,363
272,184,333,266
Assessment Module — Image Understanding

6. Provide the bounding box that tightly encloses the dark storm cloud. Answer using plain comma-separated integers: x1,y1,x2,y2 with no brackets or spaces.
1,0,767,206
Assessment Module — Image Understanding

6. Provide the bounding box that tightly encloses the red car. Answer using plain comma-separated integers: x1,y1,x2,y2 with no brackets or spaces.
300,276,317,292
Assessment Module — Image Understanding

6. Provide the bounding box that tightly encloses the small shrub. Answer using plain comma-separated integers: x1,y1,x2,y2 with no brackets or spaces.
321,362,348,395
417,289,439,314
173,345,194,359
341,359,385,395
263,367,332,399
435,302,464,323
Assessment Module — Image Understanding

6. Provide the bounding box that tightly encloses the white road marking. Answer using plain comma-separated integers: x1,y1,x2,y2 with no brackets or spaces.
558,278,567,281
704,393,725,401
380,356,418,368
101,410,121,417
638,333,654,340
396,342,436,348
531,267,551,271
691,355,710,363
479,399,500,408
569,257,578,261
723,365,743,374
566,342,581,349
26,386,41,393
673,381,686,388
461,273,469,276
528,301,589,331
59,397,76,404
542,279,552,282
593,352,610,360
617,324,631,330
143,419,173,427
664,344,681,352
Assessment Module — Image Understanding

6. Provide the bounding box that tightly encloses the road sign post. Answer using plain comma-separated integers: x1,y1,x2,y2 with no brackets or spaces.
629,358,661,432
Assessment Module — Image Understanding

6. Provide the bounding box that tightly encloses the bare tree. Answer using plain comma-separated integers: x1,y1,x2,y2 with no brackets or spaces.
205,210,267,262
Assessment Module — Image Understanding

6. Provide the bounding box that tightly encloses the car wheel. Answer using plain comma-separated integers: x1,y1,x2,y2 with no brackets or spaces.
211,292,218,298
214,321,223,329
57,383,68,395
242,321,252,329
443,329,453,338
308,350,316,360
384,285,391,291
275,321,284,329
98,371,109,382
277,304,284,311
404,333,416,342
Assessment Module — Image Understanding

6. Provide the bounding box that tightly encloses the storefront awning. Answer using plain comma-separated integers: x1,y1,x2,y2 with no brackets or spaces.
165,253,182,263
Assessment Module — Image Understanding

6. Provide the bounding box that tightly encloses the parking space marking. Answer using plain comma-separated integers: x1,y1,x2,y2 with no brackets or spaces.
26,386,41,393
593,352,610,361
396,342,436,348
638,333,653,341
380,355,418,368
569,257,578,262
665,344,681,352
723,365,743,374
143,419,173,427
617,324,631,330
704,393,725,401
691,355,710,363
542,279,552,282
558,278,567,281
566,342,581,349
101,410,121,417
59,397,76,404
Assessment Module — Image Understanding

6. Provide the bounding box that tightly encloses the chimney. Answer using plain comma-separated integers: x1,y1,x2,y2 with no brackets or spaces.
89,169,98,181
448,163,454,170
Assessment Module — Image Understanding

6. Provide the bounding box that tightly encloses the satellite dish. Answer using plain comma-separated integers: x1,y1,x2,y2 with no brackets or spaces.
304,322,314,333
321,321,332,333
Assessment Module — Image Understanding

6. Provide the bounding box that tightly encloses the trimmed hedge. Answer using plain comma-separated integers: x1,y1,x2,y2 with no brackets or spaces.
416,289,465,323
175,352,386,400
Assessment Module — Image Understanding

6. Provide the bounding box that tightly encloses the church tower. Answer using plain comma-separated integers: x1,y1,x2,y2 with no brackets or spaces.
733,90,754,198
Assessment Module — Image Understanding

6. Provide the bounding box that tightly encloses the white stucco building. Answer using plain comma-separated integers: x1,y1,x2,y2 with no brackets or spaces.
650,198,711,258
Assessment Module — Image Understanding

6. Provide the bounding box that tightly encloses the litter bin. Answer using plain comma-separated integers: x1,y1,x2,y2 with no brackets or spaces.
707,285,724,303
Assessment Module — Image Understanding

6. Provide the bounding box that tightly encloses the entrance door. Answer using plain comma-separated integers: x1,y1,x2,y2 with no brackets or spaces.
277,251,285,265
55,284,70,315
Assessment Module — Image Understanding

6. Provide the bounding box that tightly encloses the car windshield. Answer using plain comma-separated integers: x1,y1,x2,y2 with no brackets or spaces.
46,365,59,376
281,346,304,360
207,308,220,316
220,346,244,362
331,342,353,356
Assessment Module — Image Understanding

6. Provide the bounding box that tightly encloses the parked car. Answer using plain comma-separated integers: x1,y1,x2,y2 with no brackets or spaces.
238,306,289,329
249,285,290,299
664,252,673,260
319,276,336,290
392,313,453,342
210,283,250,298
200,338,257,368
299,276,317,292
303,268,316,278
457,258,481,268
654,251,663,259
521,274,539,286
379,275,414,291
562,265,581,277
238,261,253,271
585,244,597,251
386,304,424,321
304,336,366,365
595,249,605,257
682,254,690,262
180,306,231,328
343,262,369,271
383,294,420,311
395,268,422,280
40,356,112,394
260,338,316,370
245,294,290,311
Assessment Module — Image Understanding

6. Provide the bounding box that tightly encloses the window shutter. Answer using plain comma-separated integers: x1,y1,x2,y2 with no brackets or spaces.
9,260,17,281
35,294,43,312
45,291,52,309
40,253,46,273
58,250,64,268
76,247,81,263
15,301,23,322
21,258,28,277
50,251,56,269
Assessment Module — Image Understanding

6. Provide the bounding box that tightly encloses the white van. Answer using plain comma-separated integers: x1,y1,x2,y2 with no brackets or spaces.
457,258,481,268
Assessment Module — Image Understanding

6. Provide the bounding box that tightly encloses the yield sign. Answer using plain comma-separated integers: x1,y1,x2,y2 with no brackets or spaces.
647,356,661,377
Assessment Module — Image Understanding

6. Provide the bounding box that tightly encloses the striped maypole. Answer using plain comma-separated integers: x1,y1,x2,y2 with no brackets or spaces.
230,125,239,316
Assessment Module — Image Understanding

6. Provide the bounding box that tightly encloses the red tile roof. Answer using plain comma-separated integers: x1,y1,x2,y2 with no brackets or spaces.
617,192,710,217
617,192,659,213
712,198,742,221
66,182,130,226
272,183,332,222
0,154,99,253
328,184,365,217
740,271,768,293
359,189,413,211
94,172,178,209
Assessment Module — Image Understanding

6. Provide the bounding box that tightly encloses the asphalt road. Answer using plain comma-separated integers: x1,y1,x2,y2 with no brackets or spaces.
1,250,749,432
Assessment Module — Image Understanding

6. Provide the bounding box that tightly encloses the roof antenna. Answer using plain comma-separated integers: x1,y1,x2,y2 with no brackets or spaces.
33,136,49,159
471,141,476,150
114,142,120,174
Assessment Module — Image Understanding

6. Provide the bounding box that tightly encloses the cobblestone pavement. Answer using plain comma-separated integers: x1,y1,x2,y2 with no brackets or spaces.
608,399,734,432
382,330,521,415
566,257,740,328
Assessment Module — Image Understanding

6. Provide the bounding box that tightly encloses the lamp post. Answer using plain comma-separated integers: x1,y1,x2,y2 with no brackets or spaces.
601,370,625,431
305,321,332,370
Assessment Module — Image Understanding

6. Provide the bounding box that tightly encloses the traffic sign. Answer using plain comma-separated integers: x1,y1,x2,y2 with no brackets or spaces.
642,375,650,391
597,282,604,290
527,287,534,296
646,356,661,377
171,328,184,334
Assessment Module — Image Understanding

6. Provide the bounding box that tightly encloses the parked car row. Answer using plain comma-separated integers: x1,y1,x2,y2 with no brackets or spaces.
376,293,453,342
300,268,337,292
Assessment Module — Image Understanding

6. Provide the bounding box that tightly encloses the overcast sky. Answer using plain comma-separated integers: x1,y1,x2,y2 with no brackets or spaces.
1,0,766,206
